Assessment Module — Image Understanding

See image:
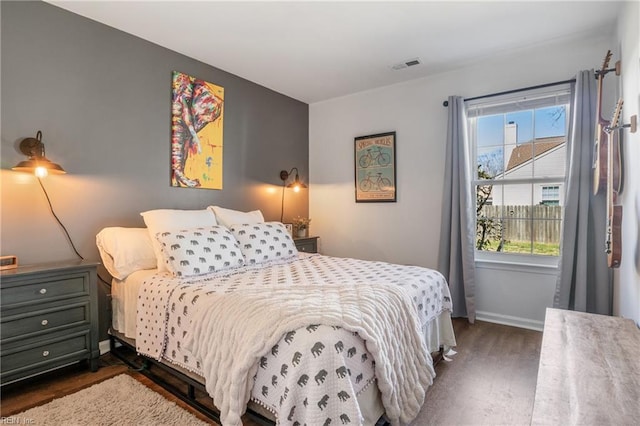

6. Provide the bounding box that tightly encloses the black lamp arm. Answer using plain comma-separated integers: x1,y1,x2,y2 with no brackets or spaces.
19,130,45,158
279,167,300,183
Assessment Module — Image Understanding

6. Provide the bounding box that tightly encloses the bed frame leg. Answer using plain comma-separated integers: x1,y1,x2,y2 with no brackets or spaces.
432,346,446,366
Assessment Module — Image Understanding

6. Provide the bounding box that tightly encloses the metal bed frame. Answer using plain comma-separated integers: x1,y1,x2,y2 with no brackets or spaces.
108,331,274,425
109,330,442,425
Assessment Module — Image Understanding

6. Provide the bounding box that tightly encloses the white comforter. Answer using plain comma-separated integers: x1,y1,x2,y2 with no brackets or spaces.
186,281,433,426
136,253,453,425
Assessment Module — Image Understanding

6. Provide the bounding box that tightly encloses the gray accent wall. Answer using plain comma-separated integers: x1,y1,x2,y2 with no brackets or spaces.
1,1,309,339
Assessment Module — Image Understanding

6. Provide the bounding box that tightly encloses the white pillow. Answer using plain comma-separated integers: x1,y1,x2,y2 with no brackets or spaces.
231,222,297,265
141,209,218,271
96,227,157,280
208,206,264,228
156,226,245,277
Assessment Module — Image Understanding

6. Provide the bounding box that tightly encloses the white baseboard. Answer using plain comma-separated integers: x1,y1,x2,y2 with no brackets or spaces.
476,310,544,332
99,339,111,355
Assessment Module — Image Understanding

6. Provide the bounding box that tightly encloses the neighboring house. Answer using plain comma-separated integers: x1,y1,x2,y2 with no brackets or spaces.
490,124,566,207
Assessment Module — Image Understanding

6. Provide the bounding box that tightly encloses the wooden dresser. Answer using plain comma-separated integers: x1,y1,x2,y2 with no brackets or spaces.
0,260,100,386
531,308,640,425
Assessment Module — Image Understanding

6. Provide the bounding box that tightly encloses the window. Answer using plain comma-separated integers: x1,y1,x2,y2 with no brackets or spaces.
541,185,560,206
467,84,571,257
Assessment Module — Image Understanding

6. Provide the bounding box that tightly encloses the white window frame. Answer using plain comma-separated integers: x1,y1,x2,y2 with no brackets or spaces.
467,83,571,267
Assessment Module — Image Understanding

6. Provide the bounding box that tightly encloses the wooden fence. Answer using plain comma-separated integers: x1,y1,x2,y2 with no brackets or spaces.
480,205,562,243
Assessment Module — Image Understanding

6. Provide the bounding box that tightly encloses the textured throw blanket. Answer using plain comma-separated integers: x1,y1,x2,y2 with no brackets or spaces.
185,281,434,426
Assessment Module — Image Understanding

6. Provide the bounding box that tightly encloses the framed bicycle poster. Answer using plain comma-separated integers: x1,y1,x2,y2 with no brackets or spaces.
354,131,396,202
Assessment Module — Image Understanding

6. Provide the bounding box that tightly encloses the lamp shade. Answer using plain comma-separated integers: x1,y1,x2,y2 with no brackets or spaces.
286,174,308,192
12,131,66,177
12,157,66,176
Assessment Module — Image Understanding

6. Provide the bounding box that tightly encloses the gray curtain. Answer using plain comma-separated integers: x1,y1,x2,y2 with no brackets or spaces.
438,96,476,322
554,70,611,315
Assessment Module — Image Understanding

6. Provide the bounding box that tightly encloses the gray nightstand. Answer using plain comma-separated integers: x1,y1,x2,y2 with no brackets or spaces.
0,260,100,386
294,236,319,253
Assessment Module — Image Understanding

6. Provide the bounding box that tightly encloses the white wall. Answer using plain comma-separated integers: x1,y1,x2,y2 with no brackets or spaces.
310,33,614,329
615,1,640,326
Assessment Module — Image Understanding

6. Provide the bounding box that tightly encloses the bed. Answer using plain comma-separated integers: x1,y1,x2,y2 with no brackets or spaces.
98,207,456,426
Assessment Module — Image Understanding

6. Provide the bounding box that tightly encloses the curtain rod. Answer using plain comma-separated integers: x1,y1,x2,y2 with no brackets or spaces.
442,78,576,107
441,65,618,107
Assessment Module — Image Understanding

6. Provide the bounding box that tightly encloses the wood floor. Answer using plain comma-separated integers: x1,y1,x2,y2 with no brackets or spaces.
418,319,542,425
0,319,542,425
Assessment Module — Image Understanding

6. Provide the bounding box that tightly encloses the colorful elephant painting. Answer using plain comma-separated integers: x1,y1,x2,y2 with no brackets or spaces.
171,71,224,189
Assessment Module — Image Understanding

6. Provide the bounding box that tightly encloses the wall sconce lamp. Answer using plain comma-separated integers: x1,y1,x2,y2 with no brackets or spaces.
279,167,307,222
9,130,83,260
12,131,66,178
280,167,308,193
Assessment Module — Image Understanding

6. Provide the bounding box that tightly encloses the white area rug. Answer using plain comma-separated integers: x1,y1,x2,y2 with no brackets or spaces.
11,374,210,425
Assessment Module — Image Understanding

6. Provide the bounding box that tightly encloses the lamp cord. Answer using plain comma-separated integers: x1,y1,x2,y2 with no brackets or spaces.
37,178,83,260
37,178,111,289
280,181,286,223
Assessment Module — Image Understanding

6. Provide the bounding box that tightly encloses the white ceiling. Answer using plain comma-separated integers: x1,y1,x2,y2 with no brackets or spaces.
46,1,621,104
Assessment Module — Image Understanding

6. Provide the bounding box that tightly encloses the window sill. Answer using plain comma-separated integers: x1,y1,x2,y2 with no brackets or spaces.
475,251,559,275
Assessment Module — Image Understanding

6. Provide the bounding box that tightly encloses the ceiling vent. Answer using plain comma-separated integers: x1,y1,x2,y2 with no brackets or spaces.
391,58,422,70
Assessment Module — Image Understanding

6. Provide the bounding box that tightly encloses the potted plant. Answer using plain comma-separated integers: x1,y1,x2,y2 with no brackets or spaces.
292,216,311,238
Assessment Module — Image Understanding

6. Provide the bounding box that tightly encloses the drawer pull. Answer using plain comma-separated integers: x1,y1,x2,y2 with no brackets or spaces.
41,319,49,326
42,350,50,357
39,288,47,295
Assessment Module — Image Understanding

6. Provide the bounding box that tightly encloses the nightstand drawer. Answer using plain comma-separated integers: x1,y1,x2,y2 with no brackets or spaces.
1,275,88,308
1,332,90,378
1,302,89,342
296,241,316,253
294,236,319,253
